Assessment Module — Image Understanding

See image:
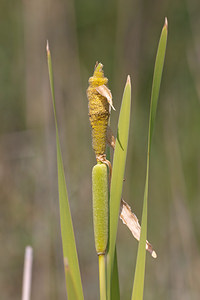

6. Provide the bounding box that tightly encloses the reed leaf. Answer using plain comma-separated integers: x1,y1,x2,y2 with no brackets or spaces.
107,75,131,299
106,145,120,300
110,249,120,300
131,18,168,300
46,42,84,300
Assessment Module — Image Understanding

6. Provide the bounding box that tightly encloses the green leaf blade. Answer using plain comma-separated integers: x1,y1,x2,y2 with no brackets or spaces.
107,76,131,299
47,43,84,300
110,249,120,300
149,18,168,150
131,19,168,300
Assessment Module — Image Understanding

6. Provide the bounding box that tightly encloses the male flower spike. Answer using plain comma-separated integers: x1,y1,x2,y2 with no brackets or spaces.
87,62,115,164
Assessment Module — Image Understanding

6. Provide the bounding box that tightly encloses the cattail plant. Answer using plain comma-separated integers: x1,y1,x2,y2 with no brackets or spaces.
47,18,168,300
87,63,115,299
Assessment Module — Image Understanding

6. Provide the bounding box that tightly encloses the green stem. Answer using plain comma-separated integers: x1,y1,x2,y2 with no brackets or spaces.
99,254,107,300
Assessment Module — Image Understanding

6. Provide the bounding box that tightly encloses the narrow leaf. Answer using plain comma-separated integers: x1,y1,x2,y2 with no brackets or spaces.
106,146,120,300
131,18,168,300
46,42,84,300
110,249,120,300
107,76,131,299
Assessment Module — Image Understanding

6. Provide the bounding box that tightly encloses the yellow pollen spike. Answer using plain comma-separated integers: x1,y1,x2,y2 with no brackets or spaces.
87,63,112,160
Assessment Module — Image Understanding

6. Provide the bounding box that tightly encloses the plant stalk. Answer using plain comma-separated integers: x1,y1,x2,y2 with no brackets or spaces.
99,254,107,300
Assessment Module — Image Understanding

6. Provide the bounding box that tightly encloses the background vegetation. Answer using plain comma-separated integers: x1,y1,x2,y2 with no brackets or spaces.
0,0,200,299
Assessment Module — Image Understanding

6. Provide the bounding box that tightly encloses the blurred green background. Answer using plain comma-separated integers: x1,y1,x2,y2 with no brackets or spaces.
0,0,200,299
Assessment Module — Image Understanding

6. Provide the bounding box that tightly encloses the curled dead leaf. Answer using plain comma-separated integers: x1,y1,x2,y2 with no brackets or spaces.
120,199,157,258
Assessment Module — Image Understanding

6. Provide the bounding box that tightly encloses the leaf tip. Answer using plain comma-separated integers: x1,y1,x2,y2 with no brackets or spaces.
151,250,157,259
126,75,131,86
164,17,168,29
46,40,50,55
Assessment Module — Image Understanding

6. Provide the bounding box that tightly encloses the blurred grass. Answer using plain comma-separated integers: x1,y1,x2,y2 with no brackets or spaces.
0,0,200,299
